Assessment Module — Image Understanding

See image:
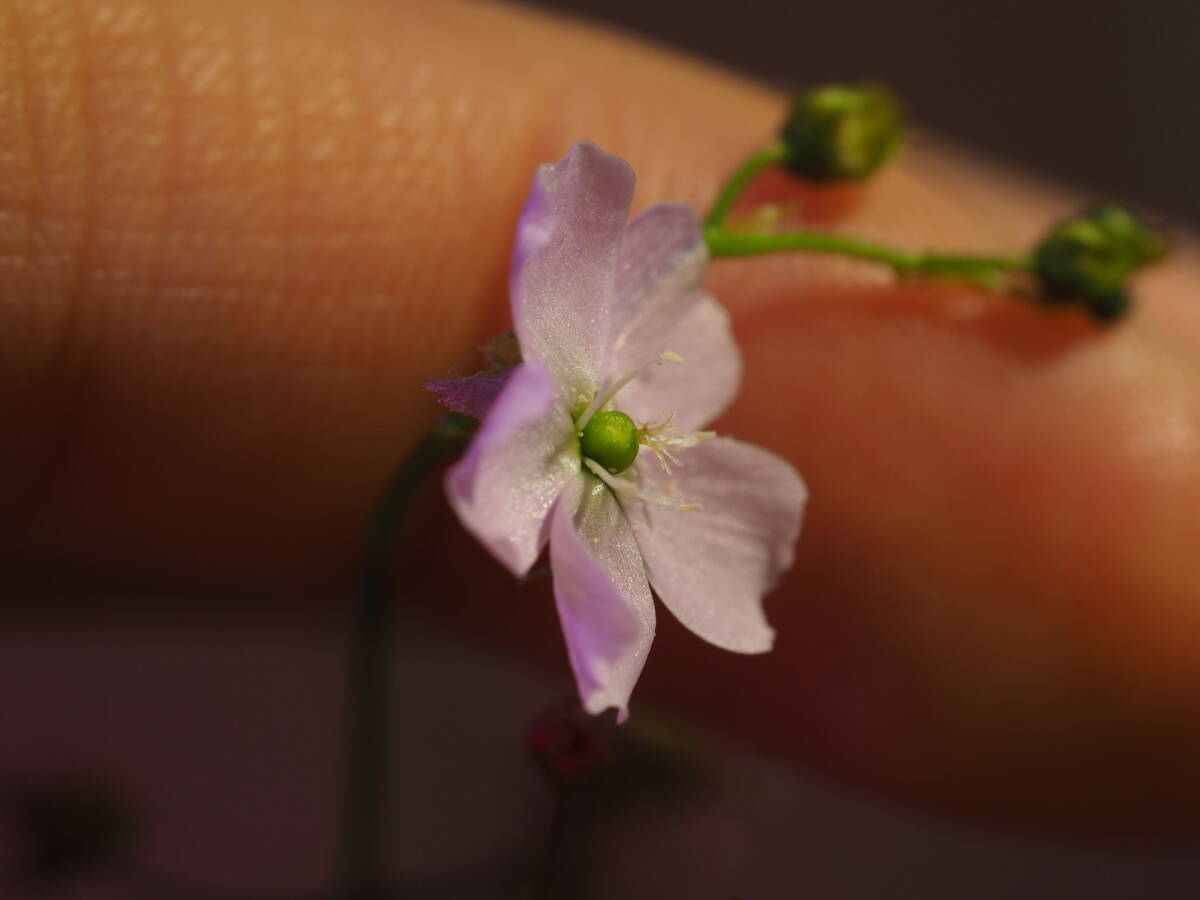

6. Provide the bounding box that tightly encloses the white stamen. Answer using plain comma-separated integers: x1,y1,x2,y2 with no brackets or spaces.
584,458,703,511
575,351,684,432
638,412,715,475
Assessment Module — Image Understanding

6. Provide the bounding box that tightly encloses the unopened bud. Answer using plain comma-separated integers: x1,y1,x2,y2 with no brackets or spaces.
780,83,904,181
1033,205,1166,321
527,704,611,785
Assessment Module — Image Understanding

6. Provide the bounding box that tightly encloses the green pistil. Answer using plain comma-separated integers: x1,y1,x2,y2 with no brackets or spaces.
579,410,640,475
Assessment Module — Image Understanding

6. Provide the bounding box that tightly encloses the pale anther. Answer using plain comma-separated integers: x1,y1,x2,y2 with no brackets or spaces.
575,351,684,432
638,412,716,475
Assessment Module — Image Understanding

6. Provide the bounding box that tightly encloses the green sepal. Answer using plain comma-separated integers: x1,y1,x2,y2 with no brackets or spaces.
1033,205,1166,321
780,82,904,181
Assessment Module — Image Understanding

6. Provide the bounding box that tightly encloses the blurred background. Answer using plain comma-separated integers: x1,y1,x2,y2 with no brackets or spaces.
534,0,1200,221
4,1,1200,897
6,607,1200,898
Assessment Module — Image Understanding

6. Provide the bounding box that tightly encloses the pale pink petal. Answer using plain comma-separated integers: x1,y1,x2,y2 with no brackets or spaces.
605,204,741,429
550,474,655,721
629,438,807,653
614,294,741,430
511,142,635,395
424,366,515,419
445,362,579,577
612,204,708,332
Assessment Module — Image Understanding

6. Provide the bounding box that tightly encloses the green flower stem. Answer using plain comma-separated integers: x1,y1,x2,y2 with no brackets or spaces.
705,226,1031,281
704,142,1032,288
342,414,475,899
703,140,788,230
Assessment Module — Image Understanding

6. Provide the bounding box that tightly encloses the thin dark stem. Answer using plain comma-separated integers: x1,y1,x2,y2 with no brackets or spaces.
341,415,475,899
530,792,568,900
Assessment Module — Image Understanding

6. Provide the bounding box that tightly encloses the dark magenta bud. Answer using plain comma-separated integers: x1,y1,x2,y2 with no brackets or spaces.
527,704,611,785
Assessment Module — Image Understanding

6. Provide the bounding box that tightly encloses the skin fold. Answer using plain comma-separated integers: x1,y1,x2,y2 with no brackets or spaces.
2,0,1200,833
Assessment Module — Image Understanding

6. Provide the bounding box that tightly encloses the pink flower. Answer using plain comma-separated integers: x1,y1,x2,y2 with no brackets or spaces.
444,143,806,719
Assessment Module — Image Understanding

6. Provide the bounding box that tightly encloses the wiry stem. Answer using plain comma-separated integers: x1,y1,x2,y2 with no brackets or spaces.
342,414,475,899
705,227,1030,282
704,140,788,230
703,142,1033,290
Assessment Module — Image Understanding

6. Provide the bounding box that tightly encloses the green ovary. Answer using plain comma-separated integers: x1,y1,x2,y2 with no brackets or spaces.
579,410,640,474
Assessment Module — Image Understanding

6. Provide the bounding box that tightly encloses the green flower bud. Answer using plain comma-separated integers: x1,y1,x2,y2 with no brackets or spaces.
579,410,640,475
1083,288,1131,323
1033,205,1167,320
780,83,904,181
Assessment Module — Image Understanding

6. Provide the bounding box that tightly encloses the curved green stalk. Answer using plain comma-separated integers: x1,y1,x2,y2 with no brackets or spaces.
704,140,788,230
703,142,1032,289
705,226,1030,281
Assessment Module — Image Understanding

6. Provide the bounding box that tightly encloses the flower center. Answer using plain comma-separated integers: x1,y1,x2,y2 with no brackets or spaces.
579,410,640,474
569,351,712,511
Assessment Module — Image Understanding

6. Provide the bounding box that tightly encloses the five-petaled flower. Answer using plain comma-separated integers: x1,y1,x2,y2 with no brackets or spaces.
433,143,806,720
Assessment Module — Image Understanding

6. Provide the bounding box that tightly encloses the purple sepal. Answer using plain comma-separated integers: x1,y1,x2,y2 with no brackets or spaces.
424,366,516,420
